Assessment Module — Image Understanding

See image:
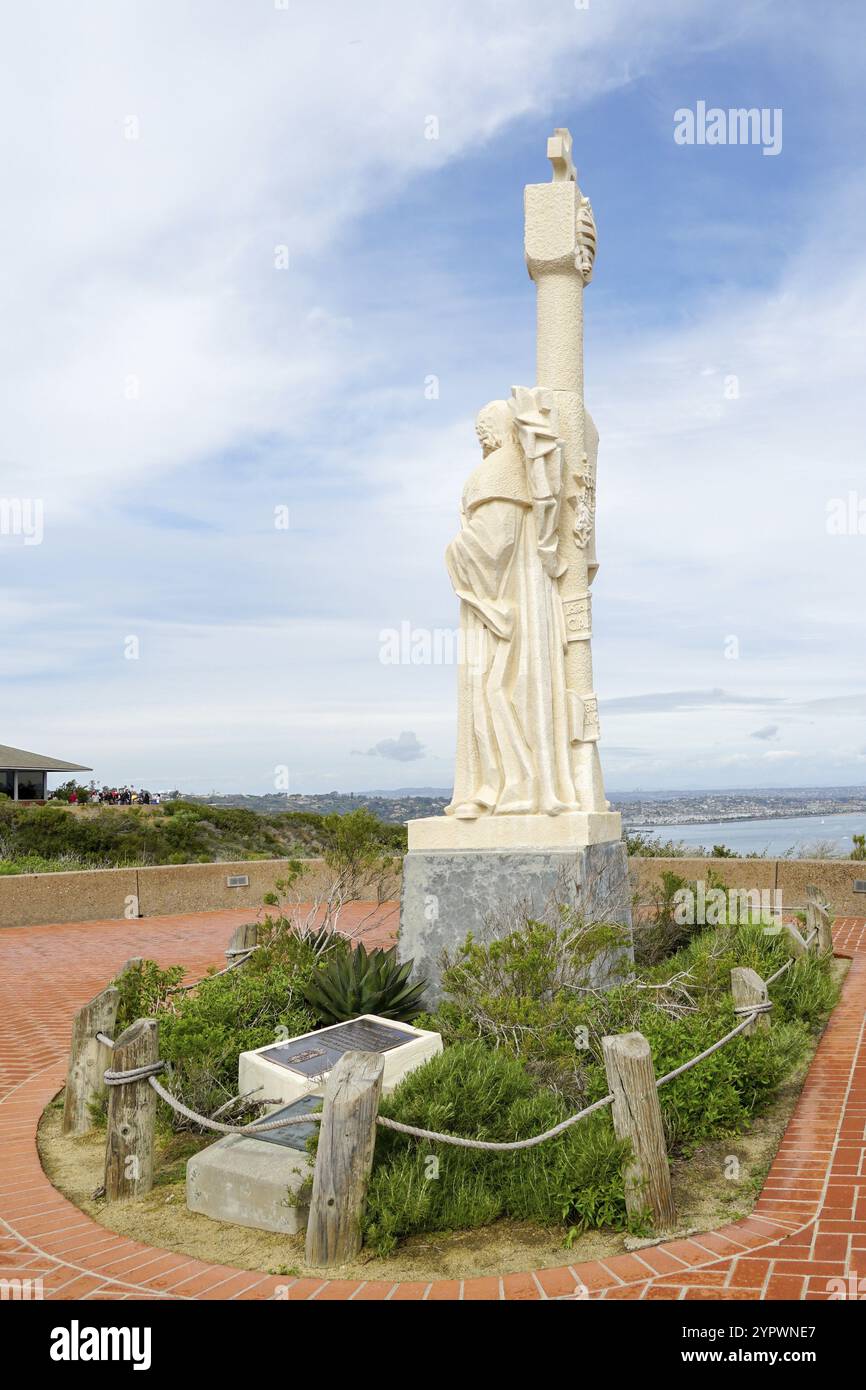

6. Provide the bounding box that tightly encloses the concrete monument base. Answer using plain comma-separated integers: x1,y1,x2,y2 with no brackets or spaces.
185,1099,319,1235
399,836,633,1003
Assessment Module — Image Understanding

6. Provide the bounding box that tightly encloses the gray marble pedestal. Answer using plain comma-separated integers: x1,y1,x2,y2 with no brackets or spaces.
398,838,633,1004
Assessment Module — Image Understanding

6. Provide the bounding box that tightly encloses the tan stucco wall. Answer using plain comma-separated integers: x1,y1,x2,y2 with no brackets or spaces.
1,853,863,929
0,867,140,929
630,857,866,917
0,857,404,928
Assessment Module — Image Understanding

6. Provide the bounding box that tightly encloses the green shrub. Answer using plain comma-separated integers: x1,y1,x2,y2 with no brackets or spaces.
361,1044,630,1254
157,963,317,1123
416,913,628,1101
116,930,324,1128
402,911,840,1250
0,798,403,872
115,959,187,1028
639,1007,809,1151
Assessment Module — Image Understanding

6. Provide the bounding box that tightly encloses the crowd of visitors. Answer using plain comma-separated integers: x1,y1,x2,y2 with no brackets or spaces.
66,786,162,806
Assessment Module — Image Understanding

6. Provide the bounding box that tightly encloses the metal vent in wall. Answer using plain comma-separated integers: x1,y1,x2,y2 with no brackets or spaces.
226,874,250,888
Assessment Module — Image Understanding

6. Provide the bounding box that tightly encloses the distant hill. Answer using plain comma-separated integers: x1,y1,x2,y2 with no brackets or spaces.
0,796,406,874
365,787,453,798
189,791,449,824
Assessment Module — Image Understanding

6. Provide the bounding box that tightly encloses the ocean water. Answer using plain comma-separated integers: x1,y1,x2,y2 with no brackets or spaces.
631,811,866,858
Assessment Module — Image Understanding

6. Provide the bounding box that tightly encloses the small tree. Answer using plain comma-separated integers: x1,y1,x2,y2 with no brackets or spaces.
262,808,399,951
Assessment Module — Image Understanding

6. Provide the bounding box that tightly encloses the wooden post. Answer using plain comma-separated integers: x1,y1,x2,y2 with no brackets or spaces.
804,886,818,950
104,1018,158,1203
816,905,834,955
783,920,809,957
806,885,833,955
116,956,143,979
602,1032,675,1229
62,986,120,1136
731,967,769,1035
305,1051,384,1267
227,922,258,957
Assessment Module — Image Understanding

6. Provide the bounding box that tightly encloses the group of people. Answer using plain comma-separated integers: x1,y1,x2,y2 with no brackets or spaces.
68,786,161,806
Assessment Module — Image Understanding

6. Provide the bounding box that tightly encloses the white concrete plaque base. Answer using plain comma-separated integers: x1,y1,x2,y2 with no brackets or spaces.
238,1013,442,1111
186,1128,312,1235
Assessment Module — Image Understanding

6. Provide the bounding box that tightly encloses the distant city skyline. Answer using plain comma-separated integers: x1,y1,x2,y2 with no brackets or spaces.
4,3,865,795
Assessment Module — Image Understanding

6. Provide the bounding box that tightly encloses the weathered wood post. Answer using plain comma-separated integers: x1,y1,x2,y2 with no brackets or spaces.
104,1018,159,1202
62,986,120,1136
816,904,834,955
806,885,834,955
804,886,818,950
731,967,770,1035
602,1032,675,1229
116,956,143,979
305,1051,384,1267
227,922,258,957
783,920,809,957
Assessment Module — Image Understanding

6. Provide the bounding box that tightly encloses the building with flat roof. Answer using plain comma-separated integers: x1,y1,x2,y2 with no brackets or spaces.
0,744,92,801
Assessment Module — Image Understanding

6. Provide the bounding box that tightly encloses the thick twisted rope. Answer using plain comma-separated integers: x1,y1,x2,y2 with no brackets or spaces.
104,1060,166,1084
766,954,796,986
97,933,823,1151
375,1091,614,1151
147,1075,322,1134
166,946,259,994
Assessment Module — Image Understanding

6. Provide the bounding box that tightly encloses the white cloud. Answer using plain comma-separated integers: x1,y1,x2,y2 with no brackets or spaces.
4,2,865,793
359,731,426,762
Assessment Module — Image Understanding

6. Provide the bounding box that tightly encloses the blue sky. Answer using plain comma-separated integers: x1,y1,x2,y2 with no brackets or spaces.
2,1,865,796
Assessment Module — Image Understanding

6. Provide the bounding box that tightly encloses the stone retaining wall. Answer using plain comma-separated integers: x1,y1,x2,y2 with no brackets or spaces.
630,856,866,916
0,858,400,928
0,853,863,927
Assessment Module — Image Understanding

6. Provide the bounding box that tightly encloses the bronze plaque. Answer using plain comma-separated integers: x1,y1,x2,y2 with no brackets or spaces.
258,1018,415,1077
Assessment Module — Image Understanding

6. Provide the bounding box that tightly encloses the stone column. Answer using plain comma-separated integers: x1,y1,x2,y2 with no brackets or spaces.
525,129,606,814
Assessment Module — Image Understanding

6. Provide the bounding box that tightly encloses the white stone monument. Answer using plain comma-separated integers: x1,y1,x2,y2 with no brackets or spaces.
238,1014,442,1110
187,1015,442,1235
400,129,632,996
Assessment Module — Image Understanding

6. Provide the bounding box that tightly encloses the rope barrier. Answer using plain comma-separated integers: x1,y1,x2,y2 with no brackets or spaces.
96,929,825,1153
147,1074,322,1135
375,1091,614,1151
166,946,258,995
105,1060,165,1085
765,955,796,986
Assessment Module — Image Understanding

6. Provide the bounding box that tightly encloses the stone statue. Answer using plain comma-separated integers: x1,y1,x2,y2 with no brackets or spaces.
400,128,632,1003
445,389,577,819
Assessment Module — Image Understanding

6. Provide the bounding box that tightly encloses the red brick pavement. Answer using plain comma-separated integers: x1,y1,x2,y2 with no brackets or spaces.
1,908,864,1301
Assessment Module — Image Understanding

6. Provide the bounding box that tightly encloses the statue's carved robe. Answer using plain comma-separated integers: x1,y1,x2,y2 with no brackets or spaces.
445,437,579,817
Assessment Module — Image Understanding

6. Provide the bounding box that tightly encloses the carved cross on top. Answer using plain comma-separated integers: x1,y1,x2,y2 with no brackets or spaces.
547,127,577,183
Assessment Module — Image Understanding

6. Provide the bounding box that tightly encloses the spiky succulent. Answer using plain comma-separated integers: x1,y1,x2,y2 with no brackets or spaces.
302,943,427,1024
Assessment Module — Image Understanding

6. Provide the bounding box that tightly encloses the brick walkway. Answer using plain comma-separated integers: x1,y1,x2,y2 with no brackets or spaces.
1,909,864,1301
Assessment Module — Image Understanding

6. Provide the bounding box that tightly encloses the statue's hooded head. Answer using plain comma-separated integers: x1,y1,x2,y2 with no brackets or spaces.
475,400,512,457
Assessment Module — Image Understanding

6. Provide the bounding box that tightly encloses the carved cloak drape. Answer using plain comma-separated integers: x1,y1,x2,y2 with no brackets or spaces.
445,437,578,818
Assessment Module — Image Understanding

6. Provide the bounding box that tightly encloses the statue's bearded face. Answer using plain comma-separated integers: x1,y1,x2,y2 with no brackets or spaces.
475,420,499,454
475,401,511,456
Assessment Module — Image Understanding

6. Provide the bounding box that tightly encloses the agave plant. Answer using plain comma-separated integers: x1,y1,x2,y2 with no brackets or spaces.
302,943,427,1024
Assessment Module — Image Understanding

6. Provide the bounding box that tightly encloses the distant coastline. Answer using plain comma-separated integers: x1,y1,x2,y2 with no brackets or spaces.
187,784,866,830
